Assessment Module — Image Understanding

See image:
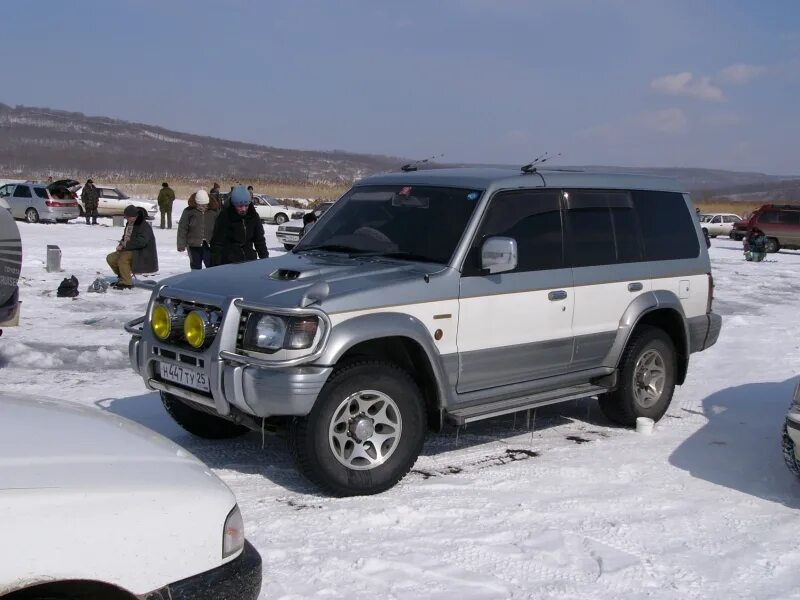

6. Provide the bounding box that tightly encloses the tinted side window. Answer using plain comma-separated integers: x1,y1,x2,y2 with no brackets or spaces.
758,210,779,224
632,191,699,261
466,189,563,275
34,188,49,199
564,190,643,267
14,185,32,198
779,210,800,225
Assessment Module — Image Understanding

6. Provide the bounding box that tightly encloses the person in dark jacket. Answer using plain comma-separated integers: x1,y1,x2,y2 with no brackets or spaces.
81,178,100,225
744,227,767,262
157,182,176,230
209,182,221,205
106,205,159,289
177,189,219,270
210,186,268,266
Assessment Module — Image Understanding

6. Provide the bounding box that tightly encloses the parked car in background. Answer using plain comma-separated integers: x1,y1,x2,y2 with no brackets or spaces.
701,213,741,238
73,183,158,220
312,201,335,218
0,393,262,599
730,204,800,252
0,182,80,223
276,221,305,250
0,205,21,333
252,194,307,224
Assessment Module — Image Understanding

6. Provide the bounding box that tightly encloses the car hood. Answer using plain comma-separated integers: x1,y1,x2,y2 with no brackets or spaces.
158,251,455,313
0,394,229,495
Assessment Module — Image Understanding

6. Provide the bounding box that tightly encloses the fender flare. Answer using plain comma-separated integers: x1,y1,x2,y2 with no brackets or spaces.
603,290,690,377
317,312,453,408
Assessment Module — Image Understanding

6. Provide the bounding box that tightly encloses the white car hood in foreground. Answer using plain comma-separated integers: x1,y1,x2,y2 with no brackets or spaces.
0,394,238,596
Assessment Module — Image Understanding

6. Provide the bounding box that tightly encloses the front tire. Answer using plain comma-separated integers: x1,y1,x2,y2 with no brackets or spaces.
161,392,249,439
766,237,780,253
283,243,295,251
25,208,39,223
274,213,288,225
598,326,676,426
289,361,426,496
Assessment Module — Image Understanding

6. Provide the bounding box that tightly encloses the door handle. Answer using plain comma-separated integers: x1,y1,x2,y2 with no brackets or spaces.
628,282,643,292
548,290,568,301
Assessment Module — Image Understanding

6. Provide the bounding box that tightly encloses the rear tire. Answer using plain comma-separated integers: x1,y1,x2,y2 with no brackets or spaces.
283,243,295,251
598,326,676,426
25,208,39,223
766,237,780,253
289,361,426,496
160,392,249,439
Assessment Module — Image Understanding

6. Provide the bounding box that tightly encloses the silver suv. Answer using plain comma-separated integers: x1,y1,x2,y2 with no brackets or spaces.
128,167,722,496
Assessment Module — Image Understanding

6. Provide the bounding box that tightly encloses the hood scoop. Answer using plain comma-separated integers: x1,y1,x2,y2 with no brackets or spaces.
270,267,321,281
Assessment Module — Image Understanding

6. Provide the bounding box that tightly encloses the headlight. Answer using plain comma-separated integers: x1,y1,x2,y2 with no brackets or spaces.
184,310,212,349
222,505,245,559
243,313,319,352
151,303,183,340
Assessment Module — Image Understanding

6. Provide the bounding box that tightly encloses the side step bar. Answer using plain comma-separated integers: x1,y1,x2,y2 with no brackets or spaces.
445,383,607,426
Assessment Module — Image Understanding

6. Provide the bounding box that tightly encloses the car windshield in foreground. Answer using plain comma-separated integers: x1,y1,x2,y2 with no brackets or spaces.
295,185,482,264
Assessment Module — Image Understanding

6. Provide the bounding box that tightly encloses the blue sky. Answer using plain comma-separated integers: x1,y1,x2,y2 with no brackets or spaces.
2,1,799,174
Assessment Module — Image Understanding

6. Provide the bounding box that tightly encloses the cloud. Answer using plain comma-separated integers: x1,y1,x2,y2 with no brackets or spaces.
638,108,689,134
650,72,724,101
716,63,765,85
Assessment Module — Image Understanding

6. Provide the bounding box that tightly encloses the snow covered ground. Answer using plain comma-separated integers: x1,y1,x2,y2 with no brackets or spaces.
2,203,800,599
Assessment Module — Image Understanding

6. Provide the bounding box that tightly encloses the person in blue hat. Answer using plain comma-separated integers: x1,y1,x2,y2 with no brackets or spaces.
210,185,268,266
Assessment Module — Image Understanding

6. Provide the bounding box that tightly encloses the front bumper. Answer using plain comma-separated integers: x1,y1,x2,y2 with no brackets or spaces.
144,540,262,600
129,326,332,420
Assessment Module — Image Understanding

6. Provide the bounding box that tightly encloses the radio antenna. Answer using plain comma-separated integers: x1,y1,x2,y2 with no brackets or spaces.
521,152,561,174
401,153,444,172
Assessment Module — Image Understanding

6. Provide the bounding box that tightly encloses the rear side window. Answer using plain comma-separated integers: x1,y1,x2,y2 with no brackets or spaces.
466,189,563,275
779,210,800,225
14,185,32,198
758,210,779,224
564,190,643,267
632,191,700,261
34,188,49,199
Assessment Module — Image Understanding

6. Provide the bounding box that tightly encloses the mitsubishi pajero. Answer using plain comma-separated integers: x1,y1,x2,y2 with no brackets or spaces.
128,167,722,496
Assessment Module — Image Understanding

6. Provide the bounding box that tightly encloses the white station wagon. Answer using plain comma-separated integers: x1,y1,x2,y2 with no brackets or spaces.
0,393,262,599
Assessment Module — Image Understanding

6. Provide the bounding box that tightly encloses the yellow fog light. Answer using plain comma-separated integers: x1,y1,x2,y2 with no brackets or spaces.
151,305,172,340
184,310,208,348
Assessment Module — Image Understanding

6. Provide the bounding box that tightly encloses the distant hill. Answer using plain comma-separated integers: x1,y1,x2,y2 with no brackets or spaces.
0,103,404,183
0,103,797,200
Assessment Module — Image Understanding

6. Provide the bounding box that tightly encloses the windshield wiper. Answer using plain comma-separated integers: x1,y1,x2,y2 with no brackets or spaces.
358,251,439,263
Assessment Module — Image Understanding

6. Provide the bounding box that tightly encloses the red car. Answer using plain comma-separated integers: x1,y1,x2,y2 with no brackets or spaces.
730,204,800,253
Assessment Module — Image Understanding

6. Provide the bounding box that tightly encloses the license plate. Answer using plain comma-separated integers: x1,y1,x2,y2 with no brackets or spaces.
283,234,299,242
159,362,210,392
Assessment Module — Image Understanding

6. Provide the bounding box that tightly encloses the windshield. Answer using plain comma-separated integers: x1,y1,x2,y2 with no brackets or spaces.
296,185,482,264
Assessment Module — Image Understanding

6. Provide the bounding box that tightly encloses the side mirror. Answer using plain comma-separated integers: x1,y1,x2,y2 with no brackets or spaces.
481,237,517,274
